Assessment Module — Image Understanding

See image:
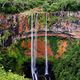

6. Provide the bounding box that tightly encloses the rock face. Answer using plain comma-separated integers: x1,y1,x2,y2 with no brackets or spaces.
21,39,53,58
0,12,80,39
55,40,68,59
0,14,29,34
18,15,29,34
0,12,80,57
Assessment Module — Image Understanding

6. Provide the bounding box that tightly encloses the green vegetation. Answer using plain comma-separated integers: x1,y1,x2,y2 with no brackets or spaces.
0,0,80,13
53,39,80,80
0,32,30,79
0,39,29,73
0,67,29,80
43,0,80,12
48,37,59,54
0,0,44,13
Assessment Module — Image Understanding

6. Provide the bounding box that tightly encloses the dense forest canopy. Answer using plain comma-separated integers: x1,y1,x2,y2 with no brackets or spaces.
0,0,80,13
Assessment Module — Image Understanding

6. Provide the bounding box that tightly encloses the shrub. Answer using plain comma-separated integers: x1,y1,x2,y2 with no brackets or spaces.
0,67,29,80
53,39,80,80
0,38,29,74
43,0,80,12
0,0,44,13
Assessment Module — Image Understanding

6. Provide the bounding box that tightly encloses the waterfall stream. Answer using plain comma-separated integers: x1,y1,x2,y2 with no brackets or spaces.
33,13,38,80
31,13,51,80
31,14,38,80
45,13,48,75
31,14,35,80
45,14,51,80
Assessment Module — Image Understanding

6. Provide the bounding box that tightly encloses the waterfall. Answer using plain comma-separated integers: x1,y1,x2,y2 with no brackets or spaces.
33,13,38,80
31,14,38,80
31,14,35,80
45,13,51,80
45,13,48,75
31,13,51,80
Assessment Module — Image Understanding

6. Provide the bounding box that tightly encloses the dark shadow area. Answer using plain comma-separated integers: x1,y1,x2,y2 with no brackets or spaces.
4,36,12,47
23,60,56,80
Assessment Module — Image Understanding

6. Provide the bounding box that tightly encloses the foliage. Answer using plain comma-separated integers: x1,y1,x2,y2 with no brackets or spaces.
49,3,60,12
0,0,44,13
0,67,29,80
43,0,80,12
0,30,10,46
0,0,80,13
53,39,80,80
6,39,30,74
0,36,29,74
48,37,61,54
0,50,17,72
42,1,50,12
49,16,59,25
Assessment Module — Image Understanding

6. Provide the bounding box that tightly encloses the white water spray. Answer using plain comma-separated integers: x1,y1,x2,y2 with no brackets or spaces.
45,13,48,75
33,13,38,80
31,14,38,80
31,13,51,80
31,14,35,80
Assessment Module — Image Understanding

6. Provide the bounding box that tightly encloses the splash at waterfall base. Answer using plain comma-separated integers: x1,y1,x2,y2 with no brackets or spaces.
23,59,55,80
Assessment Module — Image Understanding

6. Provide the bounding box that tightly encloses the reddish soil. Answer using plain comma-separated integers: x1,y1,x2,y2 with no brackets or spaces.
21,39,68,59
21,39,53,58
55,40,68,59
